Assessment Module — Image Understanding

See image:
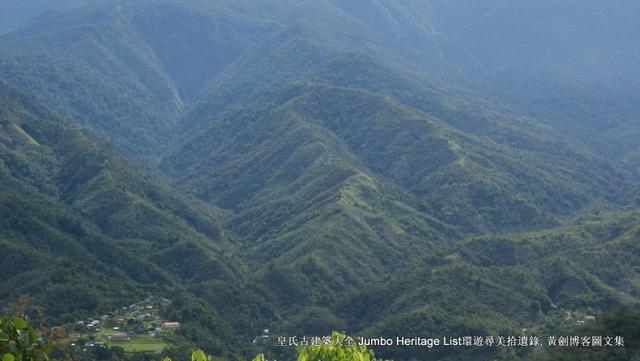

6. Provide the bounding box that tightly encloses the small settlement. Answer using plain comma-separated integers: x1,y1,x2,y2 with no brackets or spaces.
64,296,180,353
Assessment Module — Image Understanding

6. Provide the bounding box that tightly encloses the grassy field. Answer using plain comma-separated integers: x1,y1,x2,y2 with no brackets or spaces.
103,336,167,353
90,324,170,353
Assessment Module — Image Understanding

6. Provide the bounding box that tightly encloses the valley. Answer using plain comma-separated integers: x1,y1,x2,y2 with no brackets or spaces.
0,1,638,361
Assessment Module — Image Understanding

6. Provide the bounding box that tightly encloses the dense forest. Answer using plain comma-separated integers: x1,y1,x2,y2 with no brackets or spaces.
1,1,638,361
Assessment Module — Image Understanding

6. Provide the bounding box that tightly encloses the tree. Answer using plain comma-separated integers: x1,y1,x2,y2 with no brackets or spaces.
0,316,56,361
168,335,385,361
296,332,384,361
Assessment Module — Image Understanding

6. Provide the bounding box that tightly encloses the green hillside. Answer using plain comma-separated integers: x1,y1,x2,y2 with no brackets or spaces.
0,0,280,163
162,80,640,349
166,81,631,235
0,2,639,361
0,80,237,280
0,81,272,360
337,210,640,361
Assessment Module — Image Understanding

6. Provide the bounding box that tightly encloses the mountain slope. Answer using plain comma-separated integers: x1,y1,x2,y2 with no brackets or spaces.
0,0,280,163
337,210,640,361
0,0,457,162
167,80,631,235
307,53,639,199
1,2,638,360
400,0,640,167
0,81,277,359
161,80,637,333
0,79,238,275
3,0,639,169
165,84,459,313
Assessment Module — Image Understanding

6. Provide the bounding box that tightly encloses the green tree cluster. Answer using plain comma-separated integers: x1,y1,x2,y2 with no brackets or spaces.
0,316,55,361
175,332,385,361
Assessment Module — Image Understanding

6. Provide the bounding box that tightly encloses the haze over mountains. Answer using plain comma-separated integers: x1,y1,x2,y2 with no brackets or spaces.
1,1,639,361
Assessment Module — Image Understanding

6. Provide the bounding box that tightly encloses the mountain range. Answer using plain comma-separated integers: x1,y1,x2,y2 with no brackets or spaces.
1,1,638,361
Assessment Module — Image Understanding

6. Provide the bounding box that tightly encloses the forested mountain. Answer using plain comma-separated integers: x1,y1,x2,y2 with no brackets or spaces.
0,81,278,359
0,0,288,162
2,0,638,165
0,1,638,361
337,210,640,360
166,78,629,238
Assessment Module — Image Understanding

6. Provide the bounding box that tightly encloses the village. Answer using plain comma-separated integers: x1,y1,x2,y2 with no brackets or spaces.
61,296,181,353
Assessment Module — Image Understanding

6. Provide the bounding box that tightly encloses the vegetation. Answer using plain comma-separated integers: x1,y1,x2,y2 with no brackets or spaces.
174,334,385,361
295,332,384,361
0,81,272,360
0,315,56,361
334,210,640,360
0,2,639,361
525,308,640,361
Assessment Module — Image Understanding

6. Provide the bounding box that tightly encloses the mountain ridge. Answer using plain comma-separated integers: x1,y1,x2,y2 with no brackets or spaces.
0,2,639,361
